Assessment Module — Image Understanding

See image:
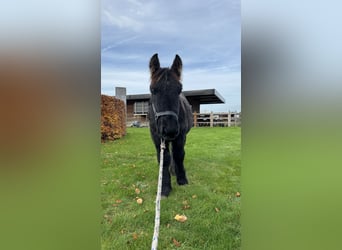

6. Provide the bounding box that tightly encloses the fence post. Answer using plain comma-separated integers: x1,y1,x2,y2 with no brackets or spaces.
210,112,213,127
228,112,231,127
193,112,197,127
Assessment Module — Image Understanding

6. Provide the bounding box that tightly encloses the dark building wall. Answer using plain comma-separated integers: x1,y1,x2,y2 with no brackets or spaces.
127,100,138,122
187,97,200,113
127,100,134,119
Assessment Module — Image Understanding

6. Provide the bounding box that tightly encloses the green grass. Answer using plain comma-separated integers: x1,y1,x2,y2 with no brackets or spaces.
101,127,241,249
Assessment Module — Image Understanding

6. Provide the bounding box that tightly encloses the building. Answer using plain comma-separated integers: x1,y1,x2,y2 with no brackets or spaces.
126,89,225,125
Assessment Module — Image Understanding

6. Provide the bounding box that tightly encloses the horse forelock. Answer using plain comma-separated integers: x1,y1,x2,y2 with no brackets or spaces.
150,68,180,87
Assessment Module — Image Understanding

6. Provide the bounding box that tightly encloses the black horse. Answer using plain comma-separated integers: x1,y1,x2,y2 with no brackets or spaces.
148,53,193,197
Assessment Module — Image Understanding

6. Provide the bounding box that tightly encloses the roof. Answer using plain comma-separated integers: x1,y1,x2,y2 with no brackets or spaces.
126,89,225,104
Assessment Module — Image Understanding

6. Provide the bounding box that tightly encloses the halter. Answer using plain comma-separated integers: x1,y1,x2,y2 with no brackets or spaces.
152,103,178,121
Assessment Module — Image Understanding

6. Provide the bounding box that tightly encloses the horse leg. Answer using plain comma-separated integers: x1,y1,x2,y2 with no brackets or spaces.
155,141,172,197
169,156,176,176
172,137,188,185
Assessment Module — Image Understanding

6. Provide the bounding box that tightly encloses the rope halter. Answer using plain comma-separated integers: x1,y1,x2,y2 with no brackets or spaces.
152,103,178,121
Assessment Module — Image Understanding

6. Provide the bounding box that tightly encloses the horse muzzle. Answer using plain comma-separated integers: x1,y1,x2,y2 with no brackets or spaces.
161,124,179,140
152,104,179,140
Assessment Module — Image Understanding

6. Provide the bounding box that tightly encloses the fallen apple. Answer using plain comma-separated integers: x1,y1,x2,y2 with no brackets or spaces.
174,214,187,222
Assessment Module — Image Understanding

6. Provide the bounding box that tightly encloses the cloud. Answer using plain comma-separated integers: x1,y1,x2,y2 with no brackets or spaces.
101,0,241,111
102,10,143,32
101,36,140,53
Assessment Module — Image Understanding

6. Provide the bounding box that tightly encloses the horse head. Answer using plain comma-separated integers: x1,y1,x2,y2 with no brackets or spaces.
149,53,183,140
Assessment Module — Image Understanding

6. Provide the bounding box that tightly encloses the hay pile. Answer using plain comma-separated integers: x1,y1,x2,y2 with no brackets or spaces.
101,95,126,141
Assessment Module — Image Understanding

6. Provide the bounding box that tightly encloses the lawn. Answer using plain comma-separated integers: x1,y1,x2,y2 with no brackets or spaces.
101,127,241,249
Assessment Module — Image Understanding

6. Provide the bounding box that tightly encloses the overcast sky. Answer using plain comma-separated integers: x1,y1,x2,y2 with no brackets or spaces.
101,0,241,112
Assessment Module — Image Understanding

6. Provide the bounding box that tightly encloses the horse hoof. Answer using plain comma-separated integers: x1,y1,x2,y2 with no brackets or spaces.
161,187,172,197
177,178,188,185
161,192,170,197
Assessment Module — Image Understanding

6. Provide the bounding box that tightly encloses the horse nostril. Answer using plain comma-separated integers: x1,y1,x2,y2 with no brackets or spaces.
161,126,179,139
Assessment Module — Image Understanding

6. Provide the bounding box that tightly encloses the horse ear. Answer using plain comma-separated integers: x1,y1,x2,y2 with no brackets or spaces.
149,53,160,76
171,54,182,78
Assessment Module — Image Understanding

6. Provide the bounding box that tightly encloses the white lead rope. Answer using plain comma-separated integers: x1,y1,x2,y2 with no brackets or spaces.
151,139,166,250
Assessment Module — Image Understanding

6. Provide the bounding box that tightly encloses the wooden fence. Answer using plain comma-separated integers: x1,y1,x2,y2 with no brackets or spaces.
126,112,241,127
193,112,241,127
